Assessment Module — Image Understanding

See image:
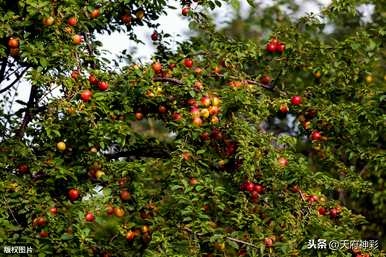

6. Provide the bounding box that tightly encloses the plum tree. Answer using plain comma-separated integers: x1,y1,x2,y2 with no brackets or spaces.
0,0,385,257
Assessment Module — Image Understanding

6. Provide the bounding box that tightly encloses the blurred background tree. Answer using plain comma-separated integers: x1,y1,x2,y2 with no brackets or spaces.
176,0,386,248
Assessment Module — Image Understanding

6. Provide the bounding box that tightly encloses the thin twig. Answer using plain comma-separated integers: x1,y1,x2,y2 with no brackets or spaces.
0,66,29,94
183,227,259,248
225,236,259,249
190,50,209,57
16,84,37,139
241,79,274,90
83,32,94,57
0,57,8,83
359,164,368,177
183,227,205,236
153,77,184,85
74,51,81,72
38,84,62,104
3,196,20,225
3,58,19,79
298,190,312,214
109,234,118,244
298,190,306,201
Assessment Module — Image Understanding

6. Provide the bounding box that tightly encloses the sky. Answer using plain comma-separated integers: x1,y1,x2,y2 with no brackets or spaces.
95,0,238,63
2,0,375,114
95,0,335,62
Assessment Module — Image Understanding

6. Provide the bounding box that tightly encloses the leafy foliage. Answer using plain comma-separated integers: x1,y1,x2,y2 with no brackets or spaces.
0,0,385,256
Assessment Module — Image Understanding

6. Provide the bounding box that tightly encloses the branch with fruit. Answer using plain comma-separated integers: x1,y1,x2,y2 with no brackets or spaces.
152,74,281,92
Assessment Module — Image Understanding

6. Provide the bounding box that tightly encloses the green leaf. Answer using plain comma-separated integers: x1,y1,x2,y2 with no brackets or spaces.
230,0,240,10
246,0,256,7
227,239,239,249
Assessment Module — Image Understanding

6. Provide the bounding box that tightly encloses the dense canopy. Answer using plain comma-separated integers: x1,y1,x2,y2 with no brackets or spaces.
0,0,385,256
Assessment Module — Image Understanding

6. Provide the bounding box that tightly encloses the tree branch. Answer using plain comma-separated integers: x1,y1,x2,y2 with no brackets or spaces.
225,236,259,249
15,84,37,139
241,79,274,91
3,195,20,226
153,75,277,92
83,32,94,56
183,227,259,248
0,66,29,94
109,234,118,244
153,77,184,85
0,57,9,84
298,190,312,214
183,227,205,236
104,144,173,160
4,64,19,82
